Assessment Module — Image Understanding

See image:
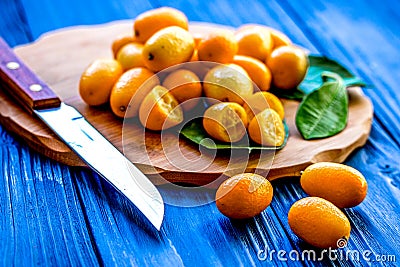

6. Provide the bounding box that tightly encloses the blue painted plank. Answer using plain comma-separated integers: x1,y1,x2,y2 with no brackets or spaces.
156,0,318,52
278,0,400,147
71,169,182,266
0,0,33,46
19,0,155,41
0,126,99,266
152,0,400,265
0,0,399,266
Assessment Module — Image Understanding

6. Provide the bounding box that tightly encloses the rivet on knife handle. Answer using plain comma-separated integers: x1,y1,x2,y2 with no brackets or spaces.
0,38,61,112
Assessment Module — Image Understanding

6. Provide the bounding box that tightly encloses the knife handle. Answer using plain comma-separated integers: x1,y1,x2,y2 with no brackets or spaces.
0,38,61,112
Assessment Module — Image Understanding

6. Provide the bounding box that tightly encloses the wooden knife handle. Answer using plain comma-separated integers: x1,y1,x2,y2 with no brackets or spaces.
0,38,61,112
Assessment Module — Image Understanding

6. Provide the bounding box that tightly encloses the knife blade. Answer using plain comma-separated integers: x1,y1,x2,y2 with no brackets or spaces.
0,38,164,230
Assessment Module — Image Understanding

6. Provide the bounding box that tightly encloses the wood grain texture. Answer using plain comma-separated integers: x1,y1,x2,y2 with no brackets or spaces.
0,21,373,185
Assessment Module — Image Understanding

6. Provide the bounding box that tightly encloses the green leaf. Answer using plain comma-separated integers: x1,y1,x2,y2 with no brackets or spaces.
300,55,366,94
272,55,366,100
295,72,348,139
180,118,289,151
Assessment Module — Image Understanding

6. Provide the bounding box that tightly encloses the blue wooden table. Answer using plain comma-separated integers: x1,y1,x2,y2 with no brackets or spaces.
1,0,399,266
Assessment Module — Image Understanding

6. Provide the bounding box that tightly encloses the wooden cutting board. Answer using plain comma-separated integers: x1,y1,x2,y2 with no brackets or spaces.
0,20,373,186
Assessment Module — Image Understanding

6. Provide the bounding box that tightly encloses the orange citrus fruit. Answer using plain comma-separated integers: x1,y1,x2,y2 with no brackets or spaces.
133,7,189,43
79,59,123,106
243,91,285,121
233,55,272,91
116,42,145,71
142,26,195,72
191,31,206,48
197,30,238,63
235,25,273,61
190,49,199,61
300,162,368,208
236,24,292,50
288,197,351,248
111,34,136,57
248,108,285,147
203,102,248,143
268,28,292,49
203,64,253,105
216,173,273,219
266,45,309,90
110,67,159,118
139,85,183,131
162,69,202,111
184,61,215,81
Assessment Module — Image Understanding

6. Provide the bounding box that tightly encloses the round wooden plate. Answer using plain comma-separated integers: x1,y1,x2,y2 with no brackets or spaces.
0,20,373,185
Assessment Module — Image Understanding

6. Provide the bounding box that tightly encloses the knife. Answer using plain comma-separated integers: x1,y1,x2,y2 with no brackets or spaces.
0,38,164,230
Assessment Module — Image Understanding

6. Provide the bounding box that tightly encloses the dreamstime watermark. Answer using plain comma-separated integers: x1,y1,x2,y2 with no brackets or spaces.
257,238,396,263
